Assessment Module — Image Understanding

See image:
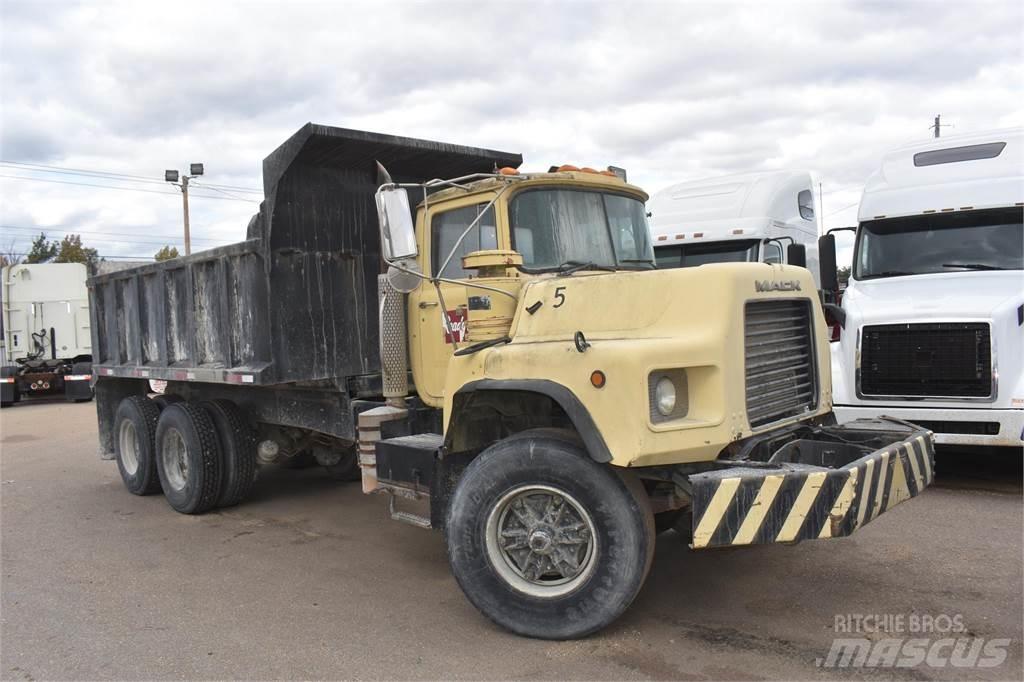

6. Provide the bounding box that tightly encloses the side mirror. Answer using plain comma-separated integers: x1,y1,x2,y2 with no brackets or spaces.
375,187,418,261
818,233,838,292
787,243,807,268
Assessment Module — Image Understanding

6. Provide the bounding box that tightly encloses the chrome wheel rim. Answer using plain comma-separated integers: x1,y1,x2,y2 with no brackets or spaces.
118,420,140,476
161,428,189,491
484,484,598,598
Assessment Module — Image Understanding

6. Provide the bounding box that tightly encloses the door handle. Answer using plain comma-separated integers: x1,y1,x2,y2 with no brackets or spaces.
418,301,439,309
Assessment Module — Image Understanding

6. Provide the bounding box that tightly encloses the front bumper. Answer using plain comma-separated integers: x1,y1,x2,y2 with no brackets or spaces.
835,404,1023,448
689,418,934,549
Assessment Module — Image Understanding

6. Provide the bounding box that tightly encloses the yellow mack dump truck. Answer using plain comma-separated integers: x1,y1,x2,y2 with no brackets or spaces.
90,124,934,639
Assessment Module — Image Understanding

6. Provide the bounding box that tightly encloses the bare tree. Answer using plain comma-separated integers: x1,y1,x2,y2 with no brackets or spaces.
0,239,23,267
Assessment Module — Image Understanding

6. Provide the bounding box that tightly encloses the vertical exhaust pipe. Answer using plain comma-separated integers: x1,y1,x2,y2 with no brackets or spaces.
378,274,409,407
357,274,410,494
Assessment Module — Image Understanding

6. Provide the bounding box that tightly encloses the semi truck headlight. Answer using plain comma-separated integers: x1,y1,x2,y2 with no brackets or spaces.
655,378,676,416
648,369,688,423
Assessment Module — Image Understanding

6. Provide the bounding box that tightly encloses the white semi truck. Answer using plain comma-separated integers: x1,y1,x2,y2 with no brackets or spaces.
1,262,94,406
649,169,820,285
821,128,1023,449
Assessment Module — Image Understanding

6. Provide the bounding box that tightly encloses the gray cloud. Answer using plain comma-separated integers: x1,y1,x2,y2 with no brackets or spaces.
1,0,1021,264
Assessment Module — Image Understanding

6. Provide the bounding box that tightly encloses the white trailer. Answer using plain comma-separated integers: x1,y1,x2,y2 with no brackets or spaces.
1,262,94,406
649,169,820,284
822,128,1023,449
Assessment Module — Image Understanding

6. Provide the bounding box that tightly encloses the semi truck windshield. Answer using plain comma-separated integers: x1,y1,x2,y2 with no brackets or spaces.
510,188,654,271
855,208,1023,279
654,240,759,269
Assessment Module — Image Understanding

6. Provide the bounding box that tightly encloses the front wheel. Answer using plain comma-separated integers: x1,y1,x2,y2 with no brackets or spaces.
445,430,655,640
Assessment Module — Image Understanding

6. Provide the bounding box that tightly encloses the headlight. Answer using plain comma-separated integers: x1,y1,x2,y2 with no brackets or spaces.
654,377,676,416
648,369,689,423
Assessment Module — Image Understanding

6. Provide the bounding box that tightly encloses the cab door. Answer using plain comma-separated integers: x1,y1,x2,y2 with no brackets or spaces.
408,200,499,405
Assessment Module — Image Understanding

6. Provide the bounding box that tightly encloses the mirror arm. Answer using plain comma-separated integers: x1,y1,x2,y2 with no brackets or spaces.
383,258,519,302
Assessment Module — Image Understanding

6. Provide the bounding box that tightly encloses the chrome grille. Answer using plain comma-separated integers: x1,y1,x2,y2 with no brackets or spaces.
744,300,817,428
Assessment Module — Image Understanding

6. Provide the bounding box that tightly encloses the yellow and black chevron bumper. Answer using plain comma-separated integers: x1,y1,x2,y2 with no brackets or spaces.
689,428,935,549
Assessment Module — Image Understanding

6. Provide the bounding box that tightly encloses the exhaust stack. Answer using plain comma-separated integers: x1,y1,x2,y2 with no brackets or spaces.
358,274,410,494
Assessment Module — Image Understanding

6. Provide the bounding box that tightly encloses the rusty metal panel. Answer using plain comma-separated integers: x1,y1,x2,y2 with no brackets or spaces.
164,267,190,365
139,272,163,364
224,251,269,368
192,260,226,366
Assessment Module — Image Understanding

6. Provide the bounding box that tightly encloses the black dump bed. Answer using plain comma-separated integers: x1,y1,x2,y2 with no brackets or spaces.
88,124,521,386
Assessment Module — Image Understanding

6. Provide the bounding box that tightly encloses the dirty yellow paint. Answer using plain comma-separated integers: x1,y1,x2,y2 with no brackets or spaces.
732,474,784,545
692,478,741,548
775,471,826,542
818,468,858,539
869,451,891,522
855,458,875,530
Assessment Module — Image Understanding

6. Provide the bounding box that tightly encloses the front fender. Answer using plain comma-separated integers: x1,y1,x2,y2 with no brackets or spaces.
447,379,612,462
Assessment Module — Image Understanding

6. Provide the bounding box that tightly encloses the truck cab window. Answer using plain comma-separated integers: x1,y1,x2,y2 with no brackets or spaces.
654,239,759,268
509,189,654,271
797,189,815,221
854,207,1023,279
655,245,683,268
431,204,497,279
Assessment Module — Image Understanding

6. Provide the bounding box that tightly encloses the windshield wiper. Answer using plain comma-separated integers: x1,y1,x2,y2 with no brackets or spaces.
942,263,1007,271
556,261,615,276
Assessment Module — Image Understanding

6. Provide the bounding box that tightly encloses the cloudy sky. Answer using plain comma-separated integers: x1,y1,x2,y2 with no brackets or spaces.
1,0,1021,265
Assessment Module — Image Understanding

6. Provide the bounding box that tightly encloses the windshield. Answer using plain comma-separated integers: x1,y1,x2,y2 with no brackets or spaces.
855,208,1023,280
654,240,759,268
509,188,654,271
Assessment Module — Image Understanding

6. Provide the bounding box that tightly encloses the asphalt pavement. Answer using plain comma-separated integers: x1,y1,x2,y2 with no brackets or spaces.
2,399,1021,681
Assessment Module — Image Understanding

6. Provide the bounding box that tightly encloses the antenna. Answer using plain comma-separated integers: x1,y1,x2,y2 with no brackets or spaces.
930,114,954,138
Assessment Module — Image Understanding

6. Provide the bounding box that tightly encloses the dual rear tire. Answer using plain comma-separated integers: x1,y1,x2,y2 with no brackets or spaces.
113,395,257,513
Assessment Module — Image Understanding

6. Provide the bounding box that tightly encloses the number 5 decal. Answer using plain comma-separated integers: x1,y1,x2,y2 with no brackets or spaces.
553,286,566,308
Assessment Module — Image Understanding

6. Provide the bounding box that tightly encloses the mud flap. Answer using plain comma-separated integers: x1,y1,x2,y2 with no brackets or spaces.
689,427,935,549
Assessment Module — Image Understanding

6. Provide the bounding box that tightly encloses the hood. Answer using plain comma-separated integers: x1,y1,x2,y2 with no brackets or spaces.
512,262,819,341
846,270,1023,322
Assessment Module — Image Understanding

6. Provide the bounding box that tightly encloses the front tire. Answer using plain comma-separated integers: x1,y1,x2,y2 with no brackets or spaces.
445,430,655,640
155,402,223,514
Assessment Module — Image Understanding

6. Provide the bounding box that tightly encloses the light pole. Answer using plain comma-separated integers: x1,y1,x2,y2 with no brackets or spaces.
165,163,204,255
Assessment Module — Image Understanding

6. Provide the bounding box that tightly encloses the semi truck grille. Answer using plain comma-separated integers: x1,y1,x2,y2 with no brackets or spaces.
860,323,992,398
744,300,817,428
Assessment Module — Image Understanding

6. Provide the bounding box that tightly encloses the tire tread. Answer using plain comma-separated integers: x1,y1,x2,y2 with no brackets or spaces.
200,399,257,508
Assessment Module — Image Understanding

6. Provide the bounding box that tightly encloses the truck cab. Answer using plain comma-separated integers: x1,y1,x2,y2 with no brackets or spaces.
649,170,820,286
826,128,1024,449
1,262,94,406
